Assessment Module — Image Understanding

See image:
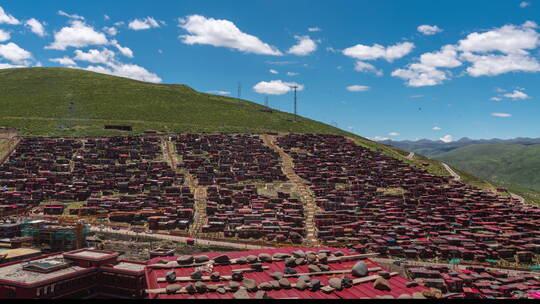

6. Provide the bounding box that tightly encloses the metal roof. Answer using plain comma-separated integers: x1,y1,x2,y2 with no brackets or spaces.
145,247,427,299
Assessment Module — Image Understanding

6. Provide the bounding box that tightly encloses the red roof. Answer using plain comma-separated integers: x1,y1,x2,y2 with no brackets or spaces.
145,247,427,299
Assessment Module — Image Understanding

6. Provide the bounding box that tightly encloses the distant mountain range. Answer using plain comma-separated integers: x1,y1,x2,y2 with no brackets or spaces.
383,137,540,193
381,137,540,157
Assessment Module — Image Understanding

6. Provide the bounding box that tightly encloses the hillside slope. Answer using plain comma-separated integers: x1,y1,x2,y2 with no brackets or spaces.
435,144,540,192
0,67,356,137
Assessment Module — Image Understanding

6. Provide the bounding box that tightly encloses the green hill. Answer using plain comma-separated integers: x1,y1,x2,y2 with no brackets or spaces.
435,144,540,192
0,67,357,137
1,67,536,204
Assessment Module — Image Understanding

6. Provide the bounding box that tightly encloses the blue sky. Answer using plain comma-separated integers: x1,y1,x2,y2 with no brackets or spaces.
0,0,539,141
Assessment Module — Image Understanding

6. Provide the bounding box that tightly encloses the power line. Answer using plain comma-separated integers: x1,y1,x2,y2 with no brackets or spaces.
237,82,242,99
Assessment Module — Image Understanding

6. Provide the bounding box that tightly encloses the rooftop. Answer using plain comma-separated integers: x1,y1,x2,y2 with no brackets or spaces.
0,254,87,285
145,247,427,299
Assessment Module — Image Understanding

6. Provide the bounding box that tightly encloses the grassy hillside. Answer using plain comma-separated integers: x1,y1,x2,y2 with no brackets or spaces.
0,67,358,137
1,67,535,204
435,144,540,192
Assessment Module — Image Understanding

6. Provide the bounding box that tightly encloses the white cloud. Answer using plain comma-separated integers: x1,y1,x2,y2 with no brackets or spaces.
0,42,32,64
388,132,400,136
354,61,383,76
288,35,317,56
418,25,443,35
392,63,449,87
419,45,462,68
253,80,304,95
128,17,161,30
491,112,512,117
104,15,110,21
85,63,162,83
520,1,531,8
461,52,540,76
50,57,76,66
178,15,282,56
207,90,231,95
58,10,84,20
0,7,20,25
457,23,539,54
503,89,530,100
25,18,46,37
111,40,133,58
392,45,460,87
73,48,115,65
439,135,453,143
411,95,424,98
46,21,108,50
308,27,321,32
490,97,503,101
287,72,299,76
343,41,414,62
0,29,10,42
372,136,390,141
523,21,538,29
269,69,278,74
103,26,118,36
432,126,442,131
0,63,27,69
346,85,370,92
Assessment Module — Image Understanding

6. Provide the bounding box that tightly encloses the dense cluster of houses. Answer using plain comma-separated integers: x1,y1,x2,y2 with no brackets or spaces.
173,134,303,243
276,134,540,264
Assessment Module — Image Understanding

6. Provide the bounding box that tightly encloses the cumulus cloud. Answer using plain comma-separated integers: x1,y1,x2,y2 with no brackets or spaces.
103,26,118,36
49,56,76,66
343,41,415,62
85,63,162,83
287,72,299,76
0,7,20,25
433,126,442,131
418,25,443,35
0,42,32,64
73,48,116,65
461,52,540,77
520,1,531,8
346,85,370,92
490,97,503,101
392,45,460,87
25,18,46,37
392,63,449,87
354,61,383,76
111,40,134,58
269,69,278,74
0,29,10,42
440,135,453,143
457,23,539,54
491,112,512,117
388,132,400,136
308,27,321,32
178,15,282,56
394,21,540,86
288,35,317,56
128,17,162,30
372,136,390,141
504,89,530,100
46,21,108,50
253,80,304,95
58,10,84,20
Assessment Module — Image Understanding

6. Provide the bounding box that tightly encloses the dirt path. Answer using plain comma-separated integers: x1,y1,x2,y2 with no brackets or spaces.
406,152,415,161
260,134,320,247
0,138,20,164
442,163,462,182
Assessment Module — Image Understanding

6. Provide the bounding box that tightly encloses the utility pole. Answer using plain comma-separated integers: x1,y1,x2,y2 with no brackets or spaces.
264,96,269,108
237,82,242,99
291,85,298,121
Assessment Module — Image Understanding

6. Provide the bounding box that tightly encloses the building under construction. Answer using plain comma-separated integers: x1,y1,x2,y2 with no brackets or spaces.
21,221,90,253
